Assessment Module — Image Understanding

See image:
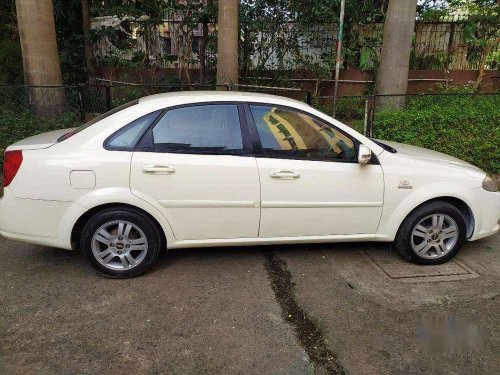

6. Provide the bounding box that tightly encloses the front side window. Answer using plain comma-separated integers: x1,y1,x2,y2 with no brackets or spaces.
250,105,356,162
152,104,244,154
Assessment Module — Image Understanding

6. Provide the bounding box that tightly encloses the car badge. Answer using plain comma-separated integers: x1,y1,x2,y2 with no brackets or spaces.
398,180,413,190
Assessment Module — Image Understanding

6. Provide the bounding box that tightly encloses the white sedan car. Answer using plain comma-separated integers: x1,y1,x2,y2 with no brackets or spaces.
1,92,498,278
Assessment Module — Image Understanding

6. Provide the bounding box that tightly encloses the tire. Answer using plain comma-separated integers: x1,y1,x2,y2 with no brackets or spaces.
394,201,466,265
80,207,162,278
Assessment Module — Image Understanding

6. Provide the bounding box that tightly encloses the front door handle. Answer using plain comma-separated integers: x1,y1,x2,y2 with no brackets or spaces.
270,169,301,180
142,165,176,175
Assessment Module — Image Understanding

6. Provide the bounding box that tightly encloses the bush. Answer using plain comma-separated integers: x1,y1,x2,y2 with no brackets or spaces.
312,96,367,134
373,94,500,173
0,108,79,167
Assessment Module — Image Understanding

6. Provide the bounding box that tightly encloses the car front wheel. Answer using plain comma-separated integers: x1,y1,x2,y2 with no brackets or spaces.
394,201,466,265
81,208,162,278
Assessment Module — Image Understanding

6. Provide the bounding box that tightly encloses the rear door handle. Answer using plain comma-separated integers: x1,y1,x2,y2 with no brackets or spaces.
142,165,176,175
270,169,301,180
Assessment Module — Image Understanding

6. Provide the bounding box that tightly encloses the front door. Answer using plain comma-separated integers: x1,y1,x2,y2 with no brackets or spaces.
247,104,384,238
130,103,260,241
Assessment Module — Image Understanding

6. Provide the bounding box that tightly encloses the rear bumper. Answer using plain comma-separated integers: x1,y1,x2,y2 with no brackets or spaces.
0,188,72,249
0,229,71,249
468,188,500,241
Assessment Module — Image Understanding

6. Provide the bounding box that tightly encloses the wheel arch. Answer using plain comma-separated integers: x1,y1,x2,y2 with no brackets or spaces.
70,203,167,252
378,184,478,241
396,196,475,239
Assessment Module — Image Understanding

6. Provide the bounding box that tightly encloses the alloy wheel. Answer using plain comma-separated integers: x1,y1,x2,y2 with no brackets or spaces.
91,220,148,270
410,213,459,259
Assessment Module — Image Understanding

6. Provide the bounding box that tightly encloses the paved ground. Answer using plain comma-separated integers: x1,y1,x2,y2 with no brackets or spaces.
0,232,498,375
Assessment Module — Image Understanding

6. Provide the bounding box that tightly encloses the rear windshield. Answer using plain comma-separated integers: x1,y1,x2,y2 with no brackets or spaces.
57,100,139,142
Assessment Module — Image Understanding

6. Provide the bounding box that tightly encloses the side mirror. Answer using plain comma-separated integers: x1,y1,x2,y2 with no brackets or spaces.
358,144,372,164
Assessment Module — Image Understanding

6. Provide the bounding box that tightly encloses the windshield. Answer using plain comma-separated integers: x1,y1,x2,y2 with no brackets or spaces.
57,99,139,142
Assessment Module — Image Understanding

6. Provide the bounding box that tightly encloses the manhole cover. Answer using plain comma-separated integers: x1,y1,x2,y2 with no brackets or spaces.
363,248,478,282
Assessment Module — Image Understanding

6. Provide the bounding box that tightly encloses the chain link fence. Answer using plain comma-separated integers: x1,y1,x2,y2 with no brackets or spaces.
91,13,499,76
316,92,500,173
0,83,311,163
1,84,498,172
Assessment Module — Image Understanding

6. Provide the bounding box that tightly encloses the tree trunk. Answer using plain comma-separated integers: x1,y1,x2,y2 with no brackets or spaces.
16,0,65,118
474,38,500,91
81,0,93,82
216,0,238,89
375,0,417,109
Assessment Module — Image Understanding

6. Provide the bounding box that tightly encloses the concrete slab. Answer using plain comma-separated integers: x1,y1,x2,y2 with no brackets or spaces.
363,248,479,282
1,229,498,375
0,240,311,375
278,233,500,375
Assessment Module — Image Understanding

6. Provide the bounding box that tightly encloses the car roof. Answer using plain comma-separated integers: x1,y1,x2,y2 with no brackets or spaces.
138,91,308,107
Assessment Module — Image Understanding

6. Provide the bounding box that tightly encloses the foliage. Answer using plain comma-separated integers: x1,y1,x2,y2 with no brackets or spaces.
239,0,388,81
454,1,499,69
311,95,367,133
416,0,499,73
91,0,217,78
98,50,144,68
0,107,79,167
0,38,22,85
311,86,500,172
53,0,88,83
373,93,500,173
0,1,22,84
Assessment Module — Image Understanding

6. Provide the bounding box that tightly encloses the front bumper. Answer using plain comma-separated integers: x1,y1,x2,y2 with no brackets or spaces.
468,187,500,241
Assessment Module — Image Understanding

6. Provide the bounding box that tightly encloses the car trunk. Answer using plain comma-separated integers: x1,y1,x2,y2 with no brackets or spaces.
6,128,76,151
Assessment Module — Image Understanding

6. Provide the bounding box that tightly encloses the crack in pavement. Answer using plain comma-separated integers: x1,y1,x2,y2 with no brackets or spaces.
264,250,346,375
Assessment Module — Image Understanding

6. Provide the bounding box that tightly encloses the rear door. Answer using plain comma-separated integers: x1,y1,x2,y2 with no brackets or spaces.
247,104,384,238
130,103,260,241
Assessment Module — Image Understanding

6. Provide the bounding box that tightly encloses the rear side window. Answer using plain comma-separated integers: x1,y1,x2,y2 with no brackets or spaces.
106,110,162,150
152,104,244,154
58,100,139,142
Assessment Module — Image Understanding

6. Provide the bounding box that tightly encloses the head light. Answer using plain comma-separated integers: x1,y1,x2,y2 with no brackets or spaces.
482,174,498,192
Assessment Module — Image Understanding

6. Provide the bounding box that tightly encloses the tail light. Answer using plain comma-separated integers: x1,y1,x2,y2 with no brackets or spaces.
3,150,23,187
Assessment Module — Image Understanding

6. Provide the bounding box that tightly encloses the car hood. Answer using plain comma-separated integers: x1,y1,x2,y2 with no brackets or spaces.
7,128,76,150
376,140,482,172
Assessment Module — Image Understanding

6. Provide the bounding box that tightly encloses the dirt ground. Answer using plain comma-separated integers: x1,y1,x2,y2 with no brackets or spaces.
0,232,498,375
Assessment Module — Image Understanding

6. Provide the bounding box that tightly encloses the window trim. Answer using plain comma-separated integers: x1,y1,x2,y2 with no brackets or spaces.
103,109,165,151
136,102,254,156
243,102,368,164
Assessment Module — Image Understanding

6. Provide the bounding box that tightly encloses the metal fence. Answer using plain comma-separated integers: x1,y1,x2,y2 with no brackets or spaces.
0,83,311,122
0,83,311,165
317,92,500,137
1,84,498,172
91,15,499,74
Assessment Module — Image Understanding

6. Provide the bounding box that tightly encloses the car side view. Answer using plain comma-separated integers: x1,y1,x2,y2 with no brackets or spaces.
1,92,498,278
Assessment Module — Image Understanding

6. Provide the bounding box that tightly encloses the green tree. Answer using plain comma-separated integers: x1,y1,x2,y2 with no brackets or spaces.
452,0,499,89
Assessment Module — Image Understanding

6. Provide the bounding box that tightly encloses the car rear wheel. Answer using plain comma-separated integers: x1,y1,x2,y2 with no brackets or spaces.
81,208,161,278
394,201,466,265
